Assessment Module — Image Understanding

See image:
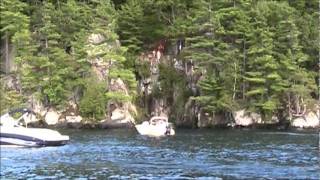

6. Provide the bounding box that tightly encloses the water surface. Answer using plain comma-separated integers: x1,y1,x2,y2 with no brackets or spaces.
1,129,319,179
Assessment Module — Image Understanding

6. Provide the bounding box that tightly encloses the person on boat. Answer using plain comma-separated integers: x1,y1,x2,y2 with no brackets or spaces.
165,125,171,135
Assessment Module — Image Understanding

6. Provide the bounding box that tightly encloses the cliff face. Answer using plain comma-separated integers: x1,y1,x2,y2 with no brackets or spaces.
134,40,229,128
134,40,319,129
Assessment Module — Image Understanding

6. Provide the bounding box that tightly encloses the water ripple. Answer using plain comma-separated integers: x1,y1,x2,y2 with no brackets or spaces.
1,129,319,179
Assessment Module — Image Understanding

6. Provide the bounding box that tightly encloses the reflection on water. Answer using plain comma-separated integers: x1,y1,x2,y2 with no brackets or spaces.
1,129,319,179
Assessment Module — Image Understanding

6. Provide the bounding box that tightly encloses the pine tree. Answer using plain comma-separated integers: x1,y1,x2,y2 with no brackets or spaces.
244,2,283,118
21,2,73,108
182,0,253,114
79,76,106,120
117,0,144,54
0,0,30,74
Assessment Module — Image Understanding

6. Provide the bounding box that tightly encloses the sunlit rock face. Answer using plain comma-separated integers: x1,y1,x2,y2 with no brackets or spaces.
234,109,262,126
101,108,135,128
109,78,129,95
103,77,137,128
2,75,21,91
88,33,105,44
292,112,319,128
45,109,60,125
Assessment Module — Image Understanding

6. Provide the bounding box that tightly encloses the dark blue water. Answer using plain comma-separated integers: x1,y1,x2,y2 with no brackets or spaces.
1,129,319,179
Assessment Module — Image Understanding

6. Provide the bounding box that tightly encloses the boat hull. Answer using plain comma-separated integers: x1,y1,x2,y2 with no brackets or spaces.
135,121,175,137
135,124,167,137
0,135,69,147
0,128,69,147
0,110,69,147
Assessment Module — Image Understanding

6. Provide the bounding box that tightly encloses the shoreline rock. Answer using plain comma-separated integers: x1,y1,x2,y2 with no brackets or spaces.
291,112,319,128
20,107,320,130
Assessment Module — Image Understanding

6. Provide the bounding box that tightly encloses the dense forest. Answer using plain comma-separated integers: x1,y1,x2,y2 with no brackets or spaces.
0,0,319,128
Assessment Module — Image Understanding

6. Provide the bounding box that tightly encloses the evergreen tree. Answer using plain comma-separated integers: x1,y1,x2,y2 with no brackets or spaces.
182,0,241,114
117,0,144,54
22,2,72,108
79,76,106,120
0,0,30,74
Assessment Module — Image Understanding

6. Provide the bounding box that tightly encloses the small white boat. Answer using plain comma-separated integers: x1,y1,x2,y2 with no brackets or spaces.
0,108,69,147
135,116,175,137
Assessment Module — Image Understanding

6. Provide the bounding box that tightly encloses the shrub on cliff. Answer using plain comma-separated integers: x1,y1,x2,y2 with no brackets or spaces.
79,78,106,121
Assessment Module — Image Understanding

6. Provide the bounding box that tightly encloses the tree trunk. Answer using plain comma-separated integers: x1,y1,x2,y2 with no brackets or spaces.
295,95,300,115
45,38,48,49
4,33,10,74
288,94,292,120
171,5,175,22
232,62,237,100
242,38,246,100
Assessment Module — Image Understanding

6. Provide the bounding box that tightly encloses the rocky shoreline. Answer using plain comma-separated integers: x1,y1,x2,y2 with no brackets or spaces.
23,107,319,130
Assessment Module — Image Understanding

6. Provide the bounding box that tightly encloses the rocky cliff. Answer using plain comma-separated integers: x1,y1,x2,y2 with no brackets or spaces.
1,37,319,129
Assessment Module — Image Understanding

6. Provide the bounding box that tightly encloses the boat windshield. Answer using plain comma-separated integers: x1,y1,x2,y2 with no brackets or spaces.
0,113,19,127
0,112,29,127
149,117,168,125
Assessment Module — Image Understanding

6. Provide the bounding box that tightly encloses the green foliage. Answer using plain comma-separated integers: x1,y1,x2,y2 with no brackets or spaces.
79,77,106,121
14,0,136,112
0,89,25,115
19,2,74,108
0,77,25,114
105,92,132,103
194,76,234,113
0,0,29,37
135,60,151,79
117,0,144,53
157,63,185,99
109,69,137,92
242,1,316,117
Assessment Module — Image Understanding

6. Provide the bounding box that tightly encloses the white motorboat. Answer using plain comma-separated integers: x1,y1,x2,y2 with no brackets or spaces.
135,116,175,137
0,108,69,147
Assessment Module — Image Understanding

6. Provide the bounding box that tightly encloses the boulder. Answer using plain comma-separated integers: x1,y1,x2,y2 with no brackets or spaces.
234,109,262,126
111,109,126,121
101,108,135,128
292,112,319,128
45,109,60,125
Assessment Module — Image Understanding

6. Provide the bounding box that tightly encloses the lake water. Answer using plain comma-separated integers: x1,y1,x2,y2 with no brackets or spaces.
1,129,319,179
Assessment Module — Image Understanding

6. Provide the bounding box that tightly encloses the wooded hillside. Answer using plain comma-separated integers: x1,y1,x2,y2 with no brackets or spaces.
1,0,319,127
